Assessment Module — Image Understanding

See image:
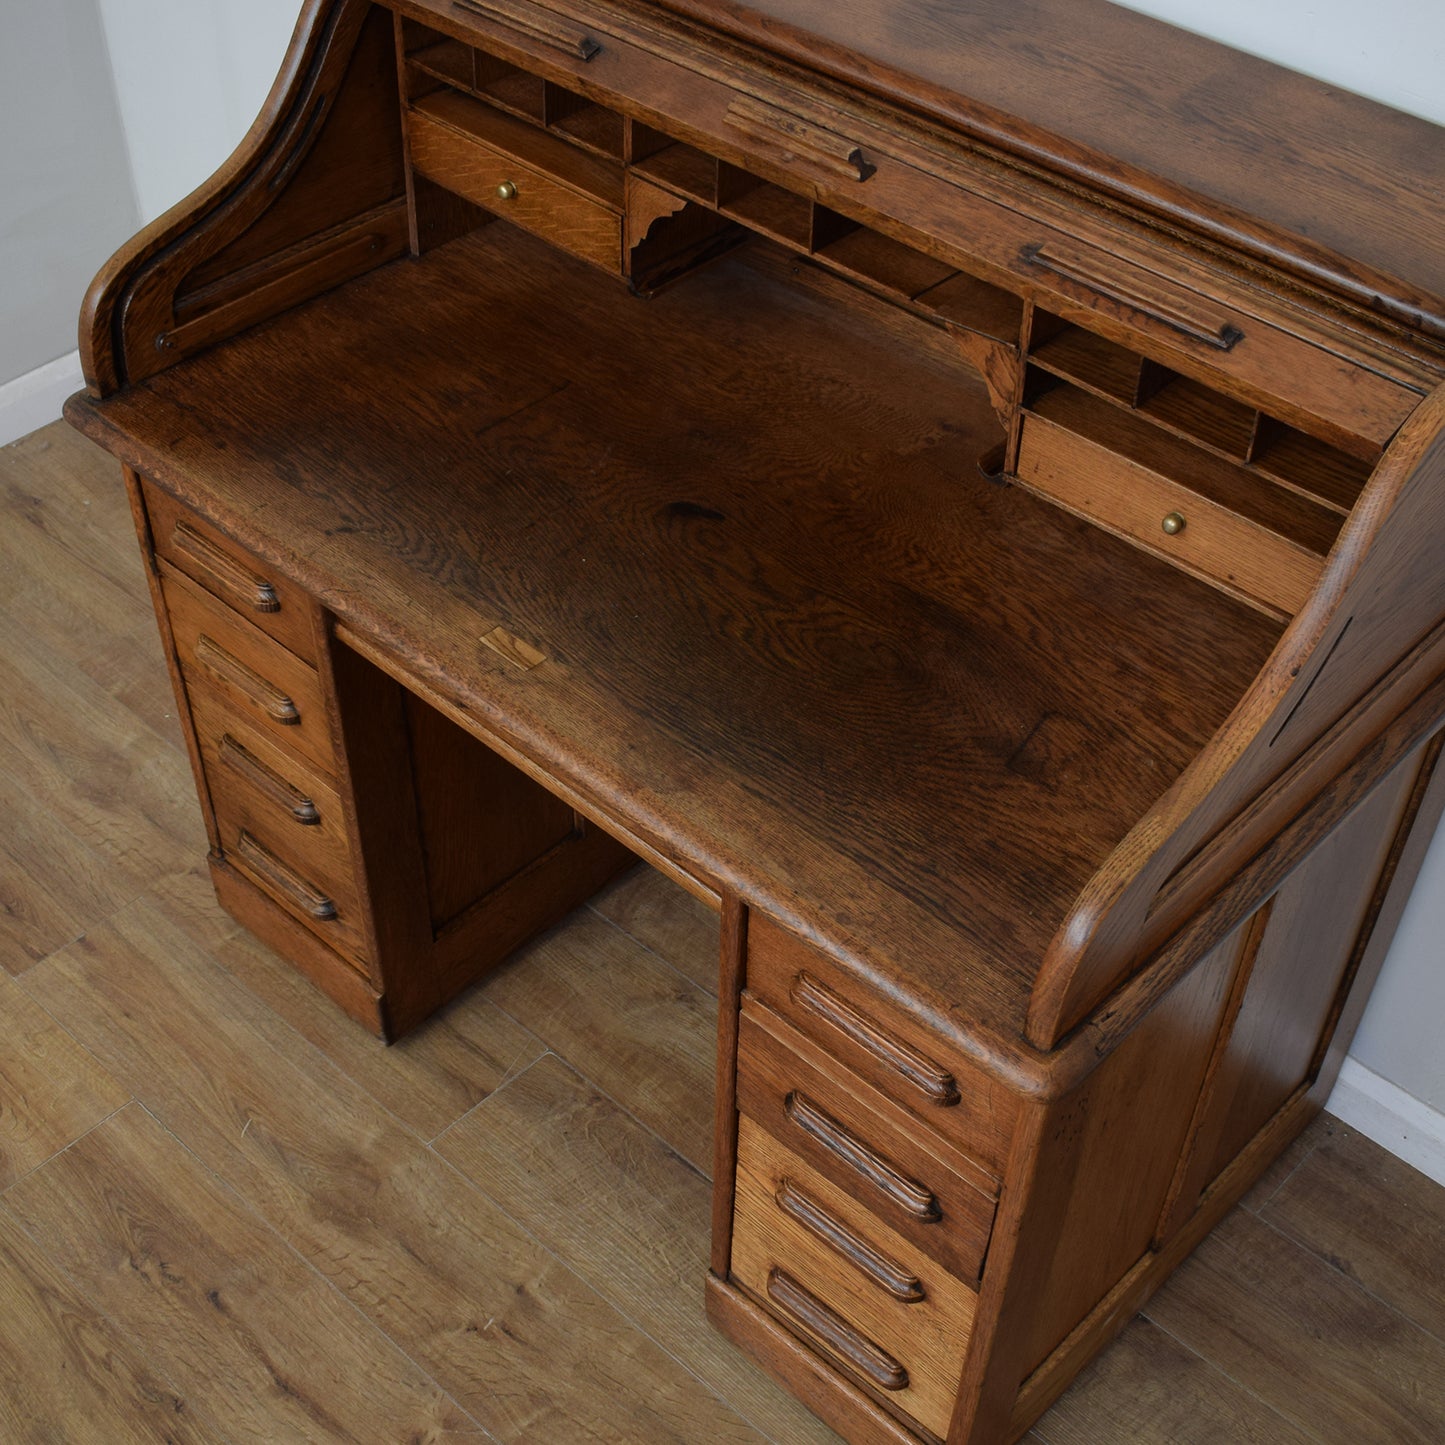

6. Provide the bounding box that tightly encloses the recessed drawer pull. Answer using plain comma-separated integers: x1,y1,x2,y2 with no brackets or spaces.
1020,242,1244,351
784,1092,941,1223
791,972,960,1107
775,1180,925,1303
218,735,321,825
766,1269,908,1392
172,520,280,614
233,832,337,920
194,636,301,726
724,96,875,183
452,0,602,61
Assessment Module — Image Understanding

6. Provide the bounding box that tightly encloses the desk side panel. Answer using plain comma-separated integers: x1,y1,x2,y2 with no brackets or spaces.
80,0,408,396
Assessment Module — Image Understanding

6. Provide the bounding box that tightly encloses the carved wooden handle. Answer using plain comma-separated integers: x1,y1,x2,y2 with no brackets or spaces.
219,735,320,825
452,0,602,61
724,96,875,183
784,1092,941,1222
792,973,959,1106
194,636,300,726
776,1180,924,1302
233,832,336,920
766,1270,908,1391
172,522,280,614
1020,242,1244,351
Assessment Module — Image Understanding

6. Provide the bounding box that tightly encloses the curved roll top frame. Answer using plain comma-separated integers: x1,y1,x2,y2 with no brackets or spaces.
80,0,405,398
1030,385,1445,1048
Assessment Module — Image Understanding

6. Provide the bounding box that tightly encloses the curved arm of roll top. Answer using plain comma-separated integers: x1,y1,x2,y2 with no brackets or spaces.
1027,384,1445,1049
78,0,408,398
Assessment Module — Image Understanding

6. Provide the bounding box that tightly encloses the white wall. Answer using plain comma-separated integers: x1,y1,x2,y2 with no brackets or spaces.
0,0,139,386
94,0,300,224
4,0,1444,1163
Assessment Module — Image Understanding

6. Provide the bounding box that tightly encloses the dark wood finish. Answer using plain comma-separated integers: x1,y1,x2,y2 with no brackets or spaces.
61,3,1445,1443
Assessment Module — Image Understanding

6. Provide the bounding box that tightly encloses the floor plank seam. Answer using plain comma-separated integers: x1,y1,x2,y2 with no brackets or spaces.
0,1100,133,1200
484,994,716,1185
426,1045,556,1147
584,897,721,999
419,1089,764,1439
1244,1129,1328,1217
1140,1309,1332,1445
1242,1207,1445,1352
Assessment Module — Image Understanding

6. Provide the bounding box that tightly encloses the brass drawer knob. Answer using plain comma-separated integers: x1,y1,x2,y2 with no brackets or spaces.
1161,511,1186,536
496,180,518,201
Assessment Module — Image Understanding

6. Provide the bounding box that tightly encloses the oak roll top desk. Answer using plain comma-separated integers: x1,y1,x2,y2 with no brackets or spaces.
66,2,1445,1440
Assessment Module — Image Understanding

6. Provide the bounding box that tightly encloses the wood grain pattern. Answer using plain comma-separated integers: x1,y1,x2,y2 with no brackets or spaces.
651,0,1445,337
1033,1315,1318,1445
0,973,127,1190
731,1116,976,1438
477,907,719,1172
4,1104,483,1442
437,1050,843,1443
589,863,721,994
1259,1124,1445,1344
11,421,1445,1443
0,1206,213,1444
1146,1207,1445,1443
68,223,1282,1057
144,478,318,663
161,566,336,776
20,895,764,1443
214,925,545,1140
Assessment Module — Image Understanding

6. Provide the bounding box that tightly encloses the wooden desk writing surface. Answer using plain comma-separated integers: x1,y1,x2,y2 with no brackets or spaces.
66,1,1445,1440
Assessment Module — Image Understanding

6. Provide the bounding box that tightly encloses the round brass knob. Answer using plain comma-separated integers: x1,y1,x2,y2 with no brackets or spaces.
496,180,518,201
1161,511,1186,536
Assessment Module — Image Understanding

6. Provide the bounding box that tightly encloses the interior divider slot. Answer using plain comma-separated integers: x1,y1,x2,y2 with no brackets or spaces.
631,142,718,205
543,82,626,159
717,164,814,248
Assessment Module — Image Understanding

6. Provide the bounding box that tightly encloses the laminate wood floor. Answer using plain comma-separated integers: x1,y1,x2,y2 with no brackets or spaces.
3,419,1443,1443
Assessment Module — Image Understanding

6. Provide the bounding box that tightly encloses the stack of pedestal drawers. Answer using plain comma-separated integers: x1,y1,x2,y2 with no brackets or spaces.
139,475,374,992
732,916,1017,1438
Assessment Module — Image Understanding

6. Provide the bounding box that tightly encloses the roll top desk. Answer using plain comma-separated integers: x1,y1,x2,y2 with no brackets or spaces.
67,2,1445,1440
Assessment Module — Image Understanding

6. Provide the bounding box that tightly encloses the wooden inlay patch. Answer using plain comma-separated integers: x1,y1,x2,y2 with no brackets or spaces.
480,625,547,670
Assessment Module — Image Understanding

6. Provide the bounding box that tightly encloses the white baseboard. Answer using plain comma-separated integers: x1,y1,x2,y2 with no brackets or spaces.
0,351,84,448
1327,1057,1445,1186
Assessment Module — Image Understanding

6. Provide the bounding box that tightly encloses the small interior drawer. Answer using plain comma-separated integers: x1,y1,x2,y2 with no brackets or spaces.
730,1114,975,1439
408,94,623,271
1015,409,1326,618
143,479,316,664
161,563,336,776
737,999,997,1282
747,914,1015,1175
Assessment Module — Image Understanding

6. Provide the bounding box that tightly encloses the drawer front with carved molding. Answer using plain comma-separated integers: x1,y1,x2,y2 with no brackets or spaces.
731,1115,976,1439
161,564,337,775
736,999,997,1282
747,914,1016,1175
144,478,317,663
